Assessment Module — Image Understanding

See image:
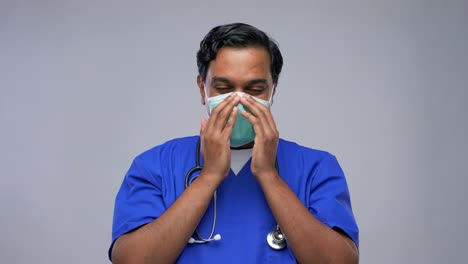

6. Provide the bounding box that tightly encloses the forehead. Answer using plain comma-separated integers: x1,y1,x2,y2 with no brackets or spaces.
206,47,272,83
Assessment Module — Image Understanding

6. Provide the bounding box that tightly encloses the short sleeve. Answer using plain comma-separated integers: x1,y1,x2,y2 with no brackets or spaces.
308,154,359,249
108,153,166,260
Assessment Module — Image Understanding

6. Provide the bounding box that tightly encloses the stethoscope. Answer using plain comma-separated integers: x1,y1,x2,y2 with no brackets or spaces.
185,138,287,250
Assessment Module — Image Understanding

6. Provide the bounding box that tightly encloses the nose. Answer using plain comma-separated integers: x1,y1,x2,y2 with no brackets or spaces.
232,87,244,94
233,91,245,98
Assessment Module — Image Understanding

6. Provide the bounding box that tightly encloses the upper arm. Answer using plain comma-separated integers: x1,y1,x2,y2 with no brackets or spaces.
307,154,360,250
109,154,166,261
334,227,359,255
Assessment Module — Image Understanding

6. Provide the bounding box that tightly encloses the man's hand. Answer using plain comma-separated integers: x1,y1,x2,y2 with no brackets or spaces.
239,95,279,180
200,93,240,184
240,95,358,264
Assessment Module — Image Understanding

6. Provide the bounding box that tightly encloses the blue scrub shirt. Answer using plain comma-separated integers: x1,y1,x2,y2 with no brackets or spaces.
110,136,359,263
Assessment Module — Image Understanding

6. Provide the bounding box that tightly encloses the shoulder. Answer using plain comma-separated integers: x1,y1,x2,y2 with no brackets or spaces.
278,138,336,162
134,135,199,163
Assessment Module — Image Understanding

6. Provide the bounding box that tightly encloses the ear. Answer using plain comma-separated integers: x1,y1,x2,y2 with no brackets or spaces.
197,75,205,105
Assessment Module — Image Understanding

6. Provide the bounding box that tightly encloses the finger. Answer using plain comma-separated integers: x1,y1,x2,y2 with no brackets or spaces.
211,94,240,131
200,117,207,134
248,96,277,132
204,93,236,132
240,109,265,136
240,96,271,132
240,95,267,119
221,106,238,139
256,101,278,133
200,117,207,156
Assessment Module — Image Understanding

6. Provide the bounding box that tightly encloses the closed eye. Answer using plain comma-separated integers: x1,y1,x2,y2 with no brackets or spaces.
215,86,233,91
245,87,265,95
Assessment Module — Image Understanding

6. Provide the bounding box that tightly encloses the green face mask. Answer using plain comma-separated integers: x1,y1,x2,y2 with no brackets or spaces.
207,92,271,148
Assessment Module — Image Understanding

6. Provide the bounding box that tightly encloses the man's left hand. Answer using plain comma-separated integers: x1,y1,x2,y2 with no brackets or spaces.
239,95,279,180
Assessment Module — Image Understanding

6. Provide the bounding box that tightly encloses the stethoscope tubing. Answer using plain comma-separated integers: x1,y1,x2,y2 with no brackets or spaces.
185,137,286,249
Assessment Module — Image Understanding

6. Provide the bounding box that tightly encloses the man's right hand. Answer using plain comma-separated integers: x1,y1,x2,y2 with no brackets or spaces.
199,93,240,184
112,98,240,263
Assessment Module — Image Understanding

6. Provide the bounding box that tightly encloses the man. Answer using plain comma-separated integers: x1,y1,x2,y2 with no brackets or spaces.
109,23,359,263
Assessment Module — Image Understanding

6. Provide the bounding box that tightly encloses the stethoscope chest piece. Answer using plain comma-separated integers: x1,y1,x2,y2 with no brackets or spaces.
267,227,286,250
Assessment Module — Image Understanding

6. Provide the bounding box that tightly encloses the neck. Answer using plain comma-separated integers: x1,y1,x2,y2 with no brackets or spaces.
230,141,254,150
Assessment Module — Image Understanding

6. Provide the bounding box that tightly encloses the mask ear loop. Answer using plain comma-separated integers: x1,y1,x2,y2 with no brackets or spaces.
268,84,276,106
203,82,208,99
203,83,211,118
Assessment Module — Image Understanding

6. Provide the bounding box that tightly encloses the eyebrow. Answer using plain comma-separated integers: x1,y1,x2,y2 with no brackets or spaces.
246,79,268,86
211,77,269,86
211,77,233,84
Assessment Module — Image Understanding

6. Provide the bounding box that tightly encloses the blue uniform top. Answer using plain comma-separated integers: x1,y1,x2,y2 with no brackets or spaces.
110,136,359,263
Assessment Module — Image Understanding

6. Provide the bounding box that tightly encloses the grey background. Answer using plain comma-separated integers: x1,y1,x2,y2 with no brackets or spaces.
1,0,467,263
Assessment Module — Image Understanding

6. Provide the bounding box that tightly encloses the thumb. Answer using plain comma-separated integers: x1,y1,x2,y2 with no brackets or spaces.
200,117,207,135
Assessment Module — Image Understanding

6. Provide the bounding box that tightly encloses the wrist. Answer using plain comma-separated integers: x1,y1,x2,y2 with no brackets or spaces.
197,171,224,189
254,169,280,186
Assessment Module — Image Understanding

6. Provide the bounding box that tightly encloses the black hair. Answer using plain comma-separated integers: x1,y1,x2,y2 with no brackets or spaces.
196,23,283,84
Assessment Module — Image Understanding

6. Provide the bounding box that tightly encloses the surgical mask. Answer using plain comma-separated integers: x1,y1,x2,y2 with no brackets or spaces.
206,91,271,147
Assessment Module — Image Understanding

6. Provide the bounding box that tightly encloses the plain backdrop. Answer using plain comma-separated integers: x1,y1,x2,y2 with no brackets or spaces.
1,0,467,263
